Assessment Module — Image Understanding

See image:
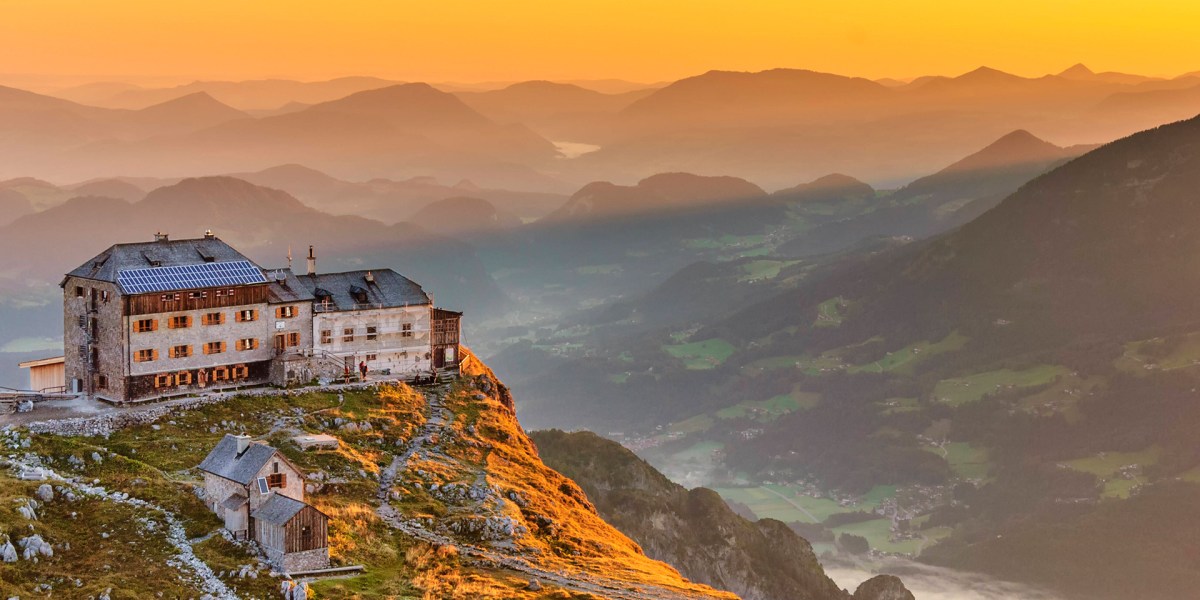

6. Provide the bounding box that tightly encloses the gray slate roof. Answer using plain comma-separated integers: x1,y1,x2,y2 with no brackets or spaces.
221,492,248,511
67,236,259,285
264,268,316,304
250,493,308,526
197,435,280,485
301,269,430,310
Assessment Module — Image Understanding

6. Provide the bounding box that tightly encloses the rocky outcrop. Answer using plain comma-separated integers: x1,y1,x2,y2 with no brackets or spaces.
531,429,856,600
852,575,915,600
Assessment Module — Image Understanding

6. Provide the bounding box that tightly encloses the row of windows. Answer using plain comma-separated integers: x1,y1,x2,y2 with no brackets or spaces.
134,337,272,362
133,310,260,332
153,365,250,388
160,289,238,302
318,323,412,344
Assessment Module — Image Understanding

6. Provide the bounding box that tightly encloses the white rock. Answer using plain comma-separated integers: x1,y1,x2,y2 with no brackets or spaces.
0,540,17,562
35,484,54,502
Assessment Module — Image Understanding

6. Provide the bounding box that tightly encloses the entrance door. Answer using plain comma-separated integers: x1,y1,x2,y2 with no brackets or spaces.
273,334,286,353
434,348,445,368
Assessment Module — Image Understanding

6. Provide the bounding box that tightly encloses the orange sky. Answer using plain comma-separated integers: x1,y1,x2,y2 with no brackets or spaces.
2,0,1199,85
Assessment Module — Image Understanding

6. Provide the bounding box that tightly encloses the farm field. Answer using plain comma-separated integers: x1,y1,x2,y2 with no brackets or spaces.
1115,332,1200,374
814,297,846,328
925,442,991,480
739,259,799,281
832,519,921,555
847,332,968,375
1062,447,1161,499
663,338,736,369
933,364,1069,406
714,484,896,524
716,388,820,422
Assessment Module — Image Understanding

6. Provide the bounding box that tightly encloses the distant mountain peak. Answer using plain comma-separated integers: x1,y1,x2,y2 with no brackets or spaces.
134,91,248,125
773,173,874,201
957,66,1024,82
1059,63,1095,78
939,129,1067,175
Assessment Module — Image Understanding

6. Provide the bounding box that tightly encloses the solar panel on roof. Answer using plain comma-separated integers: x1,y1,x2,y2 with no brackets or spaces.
116,260,267,294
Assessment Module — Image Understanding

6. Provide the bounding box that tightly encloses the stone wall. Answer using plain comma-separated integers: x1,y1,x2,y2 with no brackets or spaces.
282,547,330,573
63,277,126,402
23,381,385,437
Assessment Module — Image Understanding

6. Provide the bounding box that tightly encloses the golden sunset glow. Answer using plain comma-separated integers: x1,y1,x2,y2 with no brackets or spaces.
2,0,1198,84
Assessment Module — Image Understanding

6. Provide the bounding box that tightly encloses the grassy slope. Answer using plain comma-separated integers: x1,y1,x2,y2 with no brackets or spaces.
3,358,731,600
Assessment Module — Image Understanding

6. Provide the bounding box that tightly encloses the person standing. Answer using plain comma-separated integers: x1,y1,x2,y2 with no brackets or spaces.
359,360,368,381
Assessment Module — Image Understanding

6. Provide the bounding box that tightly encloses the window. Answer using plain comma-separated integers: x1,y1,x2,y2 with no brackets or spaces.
100,290,109,302
91,348,100,369
366,353,377,361
187,291,207,300
320,330,332,344
343,328,355,343
215,290,225,297
134,318,157,333
161,293,181,303
203,341,226,355
96,375,108,390
256,477,269,495
75,286,84,298
212,366,229,381
154,373,172,388
267,472,286,489
201,312,224,326
168,315,192,329
275,305,296,319
232,364,249,379
236,338,259,351
366,325,378,341
401,323,413,338
287,332,300,347
169,344,192,359
134,349,158,362
236,309,257,322
176,371,193,386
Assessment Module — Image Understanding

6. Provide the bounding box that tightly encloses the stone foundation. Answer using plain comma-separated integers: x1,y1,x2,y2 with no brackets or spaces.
266,547,330,573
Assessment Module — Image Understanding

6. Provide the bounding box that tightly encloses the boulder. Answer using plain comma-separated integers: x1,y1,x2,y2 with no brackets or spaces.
35,484,54,503
18,535,53,560
0,540,17,562
526,579,542,591
853,575,915,600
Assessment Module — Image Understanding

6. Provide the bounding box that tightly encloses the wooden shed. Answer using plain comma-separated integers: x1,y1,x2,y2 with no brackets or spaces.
18,356,65,392
250,493,330,572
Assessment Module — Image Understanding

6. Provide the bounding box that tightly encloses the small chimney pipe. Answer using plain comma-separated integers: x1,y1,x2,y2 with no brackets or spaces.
307,245,316,276
154,231,169,242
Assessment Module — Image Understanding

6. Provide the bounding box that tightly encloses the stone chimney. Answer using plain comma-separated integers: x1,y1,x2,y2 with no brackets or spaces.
233,434,251,456
154,231,169,242
364,271,375,284
203,229,215,239
307,245,317,276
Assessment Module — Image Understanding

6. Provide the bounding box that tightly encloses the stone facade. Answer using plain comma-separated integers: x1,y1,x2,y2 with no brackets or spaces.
63,277,125,402
313,304,432,376
267,301,313,357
